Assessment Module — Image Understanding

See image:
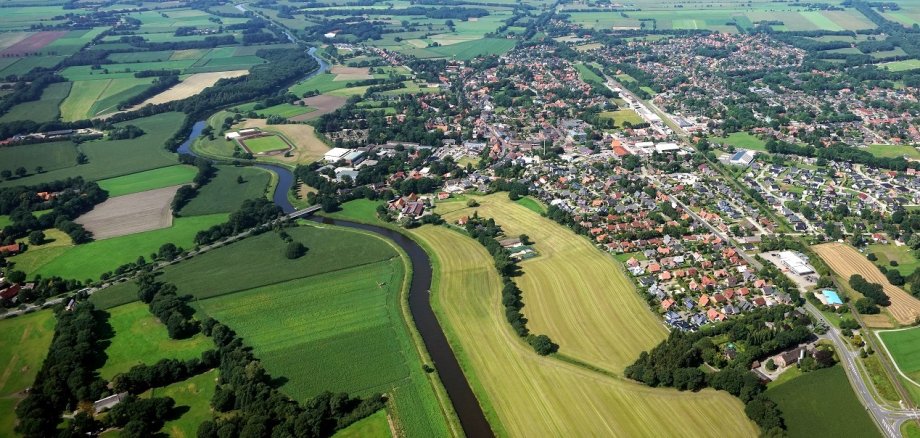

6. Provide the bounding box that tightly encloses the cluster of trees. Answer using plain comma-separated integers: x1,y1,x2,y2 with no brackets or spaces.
625,305,816,435
463,214,558,355
765,139,918,171
108,124,145,140
171,156,216,215
0,276,83,308
104,395,178,437
16,303,108,437
198,318,385,437
194,198,282,245
0,178,106,246
118,34,236,51
0,74,65,117
112,350,218,394
849,274,889,314
137,273,200,339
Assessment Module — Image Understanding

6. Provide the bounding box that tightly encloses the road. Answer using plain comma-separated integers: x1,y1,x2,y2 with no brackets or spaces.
805,303,920,437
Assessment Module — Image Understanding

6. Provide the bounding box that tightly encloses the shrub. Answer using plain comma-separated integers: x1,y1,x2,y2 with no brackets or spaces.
284,242,307,259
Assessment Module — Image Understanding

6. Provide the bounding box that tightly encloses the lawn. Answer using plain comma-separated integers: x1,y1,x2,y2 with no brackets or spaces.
241,135,290,154
514,196,545,214
333,409,390,438
323,198,385,223
712,132,768,152
878,327,920,382
865,144,920,160
407,222,756,436
178,166,270,216
0,81,70,124
600,109,644,128
765,365,880,438
25,213,227,281
97,165,197,197
142,369,217,438
0,141,79,176
99,301,212,380
0,112,186,188
0,310,55,433
867,243,920,277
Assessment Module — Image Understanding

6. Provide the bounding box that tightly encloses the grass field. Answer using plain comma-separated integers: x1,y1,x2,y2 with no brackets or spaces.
100,301,212,380
252,103,315,118
241,135,290,154
143,369,217,438
179,166,270,216
0,141,78,176
878,59,920,72
20,213,226,281
865,144,920,160
97,165,197,197
0,309,55,433
574,63,604,84
289,72,350,96
407,222,757,436
59,77,154,121
765,365,880,438
0,82,70,123
878,327,920,383
867,243,920,277
514,196,545,214
813,243,920,325
600,109,644,128
712,132,768,152
333,409,390,438
863,353,901,402
0,112,186,188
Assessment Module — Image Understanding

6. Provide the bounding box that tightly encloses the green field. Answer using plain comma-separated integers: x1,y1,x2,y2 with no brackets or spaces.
766,365,880,438
179,166,270,216
0,141,79,176
333,409,390,438
143,369,217,438
879,59,920,72
60,77,155,120
600,109,644,128
0,112,186,187
867,243,920,277
22,213,226,281
0,310,55,432
241,135,290,154
253,103,315,118
865,144,920,160
514,196,546,214
574,63,604,84
100,301,212,380
712,132,768,151
0,82,71,124
879,327,920,382
98,165,197,197
419,38,517,60
289,73,349,96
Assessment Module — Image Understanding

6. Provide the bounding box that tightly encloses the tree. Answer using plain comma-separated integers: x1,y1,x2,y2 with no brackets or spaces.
157,243,179,261
527,334,558,355
27,230,45,245
237,175,245,184
7,270,25,284
0,170,10,180
886,269,905,286
284,242,307,259
15,167,26,178
765,358,777,371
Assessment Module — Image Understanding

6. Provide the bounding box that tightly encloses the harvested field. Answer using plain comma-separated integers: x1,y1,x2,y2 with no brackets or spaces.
0,31,66,56
239,119,329,164
813,243,920,325
75,185,180,240
132,70,248,108
290,94,347,121
331,65,372,81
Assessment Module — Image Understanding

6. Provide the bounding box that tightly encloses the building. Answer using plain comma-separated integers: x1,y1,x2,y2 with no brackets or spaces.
93,392,128,413
0,243,21,255
773,346,807,368
324,147,352,163
778,251,814,275
729,149,756,166
655,142,681,153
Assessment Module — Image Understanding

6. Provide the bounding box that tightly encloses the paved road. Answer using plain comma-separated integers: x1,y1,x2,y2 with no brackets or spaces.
805,303,920,437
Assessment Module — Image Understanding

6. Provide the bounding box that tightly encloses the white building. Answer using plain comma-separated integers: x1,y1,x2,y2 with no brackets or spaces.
324,147,352,163
655,142,681,153
778,251,814,275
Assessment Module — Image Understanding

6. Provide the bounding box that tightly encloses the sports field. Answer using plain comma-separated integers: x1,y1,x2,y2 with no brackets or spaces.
600,109,644,128
143,369,217,438
238,119,330,164
241,134,291,154
97,165,198,197
178,166,271,216
0,310,55,433
765,365,880,438
712,132,768,152
813,243,920,325
99,301,212,380
878,327,920,383
408,223,756,436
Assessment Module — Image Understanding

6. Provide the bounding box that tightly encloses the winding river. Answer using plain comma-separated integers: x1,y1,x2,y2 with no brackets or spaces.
176,50,493,437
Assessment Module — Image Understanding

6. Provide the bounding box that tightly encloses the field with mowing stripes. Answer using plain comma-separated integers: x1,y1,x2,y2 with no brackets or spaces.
813,243,920,325
60,77,155,120
0,310,55,433
97,165,197,197
407,215,756,436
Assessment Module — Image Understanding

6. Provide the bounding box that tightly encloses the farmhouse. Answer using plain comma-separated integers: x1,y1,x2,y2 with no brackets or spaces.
778,251,814,275
0,243,21,255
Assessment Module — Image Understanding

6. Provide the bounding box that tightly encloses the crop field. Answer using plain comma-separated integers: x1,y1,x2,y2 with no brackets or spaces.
0,55,65,78
0,81,71,124
878,327,920,383
179,166,271,216
0,141,79,176
143,369,217,438
130,70,248,109
0,112,185,188
289,73,350,96
765,365,879,438
240,134,292,154
26,213,226,281
100,301,212,380
868,243,920,277
290,95,348,121
76,185,180,240
408,224,756,436
0,309,55,433
252,103,316,118
97,165,197,197
813,243,920,325
711,132,768,151
409,38,517,60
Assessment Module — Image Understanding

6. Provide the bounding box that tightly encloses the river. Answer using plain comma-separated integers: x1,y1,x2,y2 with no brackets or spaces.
175,47,493,437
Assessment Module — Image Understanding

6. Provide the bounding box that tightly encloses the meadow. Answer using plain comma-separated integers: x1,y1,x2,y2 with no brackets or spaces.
0,82,71,123
178,166,271,216
765,365,880,438
867,243,920,277
407,223,757,436
712,132,768,152
0,141,79,176
600,109,644,128
97,165,198,197
865,144,920,160
59,77,155,121
143,369,218,438
879,59,920,72
333,409,390,438
878,327,920,382
0,310,55,433
99,301,212,380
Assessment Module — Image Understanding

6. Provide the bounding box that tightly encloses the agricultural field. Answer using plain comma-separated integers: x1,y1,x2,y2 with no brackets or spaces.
142,369,218,438
60,77,155,121
711,132,768,152
289,73,351,96
99,301,212,380
333,409,390,438
0,141,79,176
813,243,920,325
0,82,71,124
514,197,545,215
865,144,920,160
765,365,880,438
407,223,757,436
600,109,644,128
76,185,181,240
290,95,347,121
97,165,197,197
246,103,315,119
877,327,920,384
574,63,604,84
131,70,248,108
0,310,55,433
867,243,920,278
178,166,271,216
0,112,186,188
